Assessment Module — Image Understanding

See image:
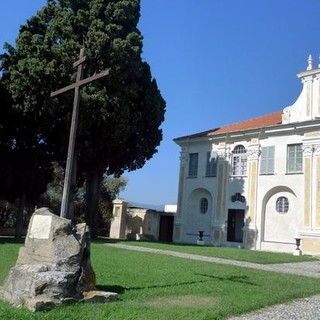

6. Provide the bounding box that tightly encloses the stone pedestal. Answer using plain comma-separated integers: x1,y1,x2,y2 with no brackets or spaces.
293,249,302,256
212,228,224,246
197,231,205,245
243,224,258,249
0,208,117,311
293,238,302,256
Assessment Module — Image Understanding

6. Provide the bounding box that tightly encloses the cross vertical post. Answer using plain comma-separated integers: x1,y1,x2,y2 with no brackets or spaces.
59,48,85,218
50,48,110,219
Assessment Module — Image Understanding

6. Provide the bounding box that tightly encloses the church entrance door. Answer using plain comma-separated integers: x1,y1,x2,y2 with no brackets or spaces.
227,209,245,243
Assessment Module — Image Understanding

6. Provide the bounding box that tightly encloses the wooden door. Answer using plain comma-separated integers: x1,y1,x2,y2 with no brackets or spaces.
159,215,174,242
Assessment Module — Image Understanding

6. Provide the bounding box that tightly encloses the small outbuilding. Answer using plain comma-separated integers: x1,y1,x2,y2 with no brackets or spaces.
110,199,175,242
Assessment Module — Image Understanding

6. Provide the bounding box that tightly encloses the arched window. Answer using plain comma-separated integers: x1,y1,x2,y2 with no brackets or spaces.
276,197,289,214
232,145,247,176
200,198,208,214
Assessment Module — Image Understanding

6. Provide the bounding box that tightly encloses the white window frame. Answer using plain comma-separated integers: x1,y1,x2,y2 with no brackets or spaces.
276,197,289,214
200,197,208,214
232,145,247,176
287,144,303,173
260,146,275,175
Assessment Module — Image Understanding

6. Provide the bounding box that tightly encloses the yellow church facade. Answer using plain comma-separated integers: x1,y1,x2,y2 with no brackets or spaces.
174,55,320,254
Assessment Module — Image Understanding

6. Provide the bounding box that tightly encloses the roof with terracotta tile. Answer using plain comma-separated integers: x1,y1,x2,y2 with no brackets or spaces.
175,111,283,141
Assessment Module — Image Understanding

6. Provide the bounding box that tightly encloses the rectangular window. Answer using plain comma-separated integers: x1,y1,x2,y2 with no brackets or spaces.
260,146,275,175
231,145,247,176
287,144,303,173
232,155,247,176
206,151,217,177
188,153,198,177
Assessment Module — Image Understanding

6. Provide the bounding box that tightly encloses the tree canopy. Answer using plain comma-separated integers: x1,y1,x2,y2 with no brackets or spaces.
0,0,166,236
0,81,52,205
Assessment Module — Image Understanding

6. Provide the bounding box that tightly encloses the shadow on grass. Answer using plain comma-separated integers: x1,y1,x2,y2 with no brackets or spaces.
195,273,258,286
97,273,257,295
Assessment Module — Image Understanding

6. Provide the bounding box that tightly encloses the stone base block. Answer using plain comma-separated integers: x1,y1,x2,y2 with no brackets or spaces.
293,249,302,256
83,291,118,303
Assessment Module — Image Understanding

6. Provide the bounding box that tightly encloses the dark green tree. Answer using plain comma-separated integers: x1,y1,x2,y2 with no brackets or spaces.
39,163,127,235
0,0,165,237
0,81,54,238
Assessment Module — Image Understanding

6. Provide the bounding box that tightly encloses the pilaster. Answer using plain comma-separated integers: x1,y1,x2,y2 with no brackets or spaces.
176,149,188,220
173,149,188,242
314,144,320,227
246,144,260,225
243,143,260,249
302,144,313,228
215,143,229,223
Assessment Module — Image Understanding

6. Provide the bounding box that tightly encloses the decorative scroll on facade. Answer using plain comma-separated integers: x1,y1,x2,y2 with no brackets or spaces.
231,192,246,203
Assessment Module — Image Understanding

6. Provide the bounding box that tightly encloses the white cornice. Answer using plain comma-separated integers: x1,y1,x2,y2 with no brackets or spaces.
174,119,320,146
298,68,320,79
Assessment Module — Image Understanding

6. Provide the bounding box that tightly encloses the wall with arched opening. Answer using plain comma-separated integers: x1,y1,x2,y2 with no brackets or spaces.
260,186,298,251
183,188,213,243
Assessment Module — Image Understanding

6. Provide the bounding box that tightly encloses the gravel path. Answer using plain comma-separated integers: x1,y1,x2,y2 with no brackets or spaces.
228,295,320,320
105,243,320,319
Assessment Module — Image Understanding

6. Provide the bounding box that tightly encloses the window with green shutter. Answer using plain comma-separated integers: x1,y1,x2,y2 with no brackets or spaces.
188,153,198,177
286,144,303,173
206,151,217,177
260,146,275,175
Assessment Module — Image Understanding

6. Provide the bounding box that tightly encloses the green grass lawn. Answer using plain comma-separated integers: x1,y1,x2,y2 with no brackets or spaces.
1,238,320,320
97,238,317,264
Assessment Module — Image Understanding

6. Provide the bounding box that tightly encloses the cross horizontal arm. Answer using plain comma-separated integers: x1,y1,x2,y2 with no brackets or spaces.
73,55,86,68
50,69,110,97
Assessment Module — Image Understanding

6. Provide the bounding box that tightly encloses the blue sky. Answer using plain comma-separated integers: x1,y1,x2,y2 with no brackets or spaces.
1,1,320,206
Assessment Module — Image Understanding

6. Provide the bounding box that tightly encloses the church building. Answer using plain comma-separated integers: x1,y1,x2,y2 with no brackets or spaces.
173,55,320,254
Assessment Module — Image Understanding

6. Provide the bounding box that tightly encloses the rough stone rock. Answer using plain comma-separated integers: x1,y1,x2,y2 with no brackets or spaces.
0,208,117,311
83,291,118,303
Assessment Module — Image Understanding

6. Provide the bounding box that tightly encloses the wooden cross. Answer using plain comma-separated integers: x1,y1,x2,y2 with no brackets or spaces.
51,48,109,219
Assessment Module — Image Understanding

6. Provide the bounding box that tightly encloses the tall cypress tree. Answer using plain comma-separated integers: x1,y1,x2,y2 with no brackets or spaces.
0,0,166,237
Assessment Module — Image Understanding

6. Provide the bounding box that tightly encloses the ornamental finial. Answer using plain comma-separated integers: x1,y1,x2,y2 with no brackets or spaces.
307,54,313,70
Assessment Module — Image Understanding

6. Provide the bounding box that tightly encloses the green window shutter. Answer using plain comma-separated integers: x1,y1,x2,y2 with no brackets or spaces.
260,146,275,174
206,151,217,176
287,144,303,173
189,153,198,177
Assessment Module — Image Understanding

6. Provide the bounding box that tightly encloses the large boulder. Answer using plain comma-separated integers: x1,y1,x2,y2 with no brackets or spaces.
0,208,117,311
